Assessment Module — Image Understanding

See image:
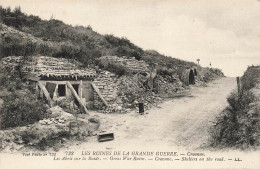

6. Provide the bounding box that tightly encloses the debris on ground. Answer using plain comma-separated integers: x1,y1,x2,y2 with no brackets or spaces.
97,133,114,142
0,106,100,152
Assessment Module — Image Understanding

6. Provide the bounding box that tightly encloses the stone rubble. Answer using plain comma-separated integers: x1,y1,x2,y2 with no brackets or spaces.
39,106,74,125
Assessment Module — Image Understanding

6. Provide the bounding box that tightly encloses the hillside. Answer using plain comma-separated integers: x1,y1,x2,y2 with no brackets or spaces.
0,6,225,152
0,6,225,118
0,6,195,69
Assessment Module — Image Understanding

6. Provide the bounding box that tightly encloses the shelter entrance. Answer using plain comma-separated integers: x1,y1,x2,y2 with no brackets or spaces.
58,84,66,97
189,70,195,85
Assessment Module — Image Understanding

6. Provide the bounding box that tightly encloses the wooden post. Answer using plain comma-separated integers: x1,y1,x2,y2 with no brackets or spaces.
66,81,88,114
80,80,83,99
35,82,39,93
37,81,54,107
139,103,144,115
236,77,241,96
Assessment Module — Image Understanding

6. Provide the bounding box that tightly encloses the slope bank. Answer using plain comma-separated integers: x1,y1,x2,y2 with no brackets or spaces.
209,66,260,150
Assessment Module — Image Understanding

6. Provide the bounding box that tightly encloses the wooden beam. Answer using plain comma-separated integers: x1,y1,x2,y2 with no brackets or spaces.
91,83,109,107
37,81,54,107
66,81,88,114
79,80,83,99
236,77,241,96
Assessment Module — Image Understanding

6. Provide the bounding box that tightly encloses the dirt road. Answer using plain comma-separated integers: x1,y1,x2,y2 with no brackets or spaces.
75,77,237,150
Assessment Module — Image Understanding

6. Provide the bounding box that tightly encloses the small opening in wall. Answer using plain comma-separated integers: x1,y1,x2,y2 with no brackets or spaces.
58,84,66,97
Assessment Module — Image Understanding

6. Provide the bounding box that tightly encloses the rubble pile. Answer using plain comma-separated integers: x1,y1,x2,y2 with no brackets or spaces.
117,75,143,105
39,118,65,125
100,104,130,114
0,106,99,152
114,75,164,111
39,106,74,125
99,55,150,73
100,94,163,114
138,93,163,110
1,56,24,70
154,75,184,95
56,97,75,111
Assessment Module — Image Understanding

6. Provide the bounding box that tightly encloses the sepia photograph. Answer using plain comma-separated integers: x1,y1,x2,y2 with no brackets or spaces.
0,0,259,169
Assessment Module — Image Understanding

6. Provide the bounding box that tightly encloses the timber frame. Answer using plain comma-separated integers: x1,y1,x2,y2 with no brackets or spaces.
35,79,109,114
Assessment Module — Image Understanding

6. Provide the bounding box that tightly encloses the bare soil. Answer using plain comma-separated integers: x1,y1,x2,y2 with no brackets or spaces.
65,77,237,150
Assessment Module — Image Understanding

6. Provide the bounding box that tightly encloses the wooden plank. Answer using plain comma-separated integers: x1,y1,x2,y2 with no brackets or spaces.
237,76,241,96
91,83,109,107
66,81,88,114
37,81,54,107
79,80,83,99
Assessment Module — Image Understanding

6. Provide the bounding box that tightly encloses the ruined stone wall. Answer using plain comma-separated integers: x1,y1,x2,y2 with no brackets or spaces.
93,91,106,109
1,56,24,70
1,55,96,78
21,56,96,77
93,71,118,109
99,56,150,73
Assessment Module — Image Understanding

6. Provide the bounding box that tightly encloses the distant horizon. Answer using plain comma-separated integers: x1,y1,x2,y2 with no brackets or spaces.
1,0,260,77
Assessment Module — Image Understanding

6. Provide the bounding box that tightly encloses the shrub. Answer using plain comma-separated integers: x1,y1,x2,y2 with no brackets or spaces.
131,51,142,60
0,74,9,87
105,63,126,76
209,66,260,149
227,90,255,112
35,130,71,150
157,68,173,77
156,68,177,83
0,91,47,129
0,68,47,129
209,108,240,148
241,66,260,91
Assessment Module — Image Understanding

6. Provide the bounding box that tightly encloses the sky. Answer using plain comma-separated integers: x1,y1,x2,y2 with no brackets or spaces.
1,0,260,76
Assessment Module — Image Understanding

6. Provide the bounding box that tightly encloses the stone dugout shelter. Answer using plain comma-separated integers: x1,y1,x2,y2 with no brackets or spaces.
1,55,202,113
1,56,109,113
